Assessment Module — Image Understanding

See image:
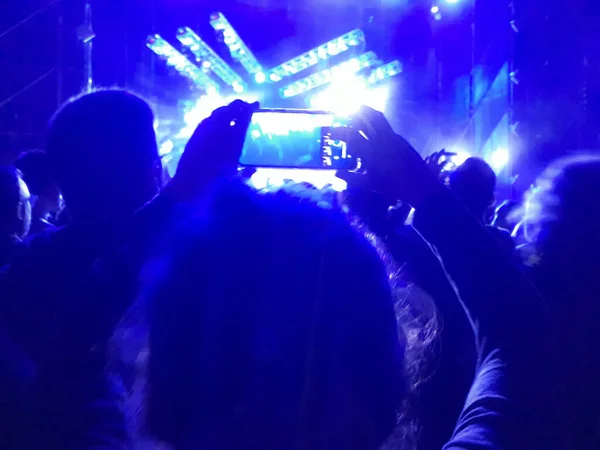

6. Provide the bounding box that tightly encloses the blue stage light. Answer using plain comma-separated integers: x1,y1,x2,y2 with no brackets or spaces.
146,34,220,93
255,72,266,83
209,12,263,76
366,60,402,85
445,0,459,4
431,5,440,13
177,27,247,94
266,29,365,84
278,51,380,98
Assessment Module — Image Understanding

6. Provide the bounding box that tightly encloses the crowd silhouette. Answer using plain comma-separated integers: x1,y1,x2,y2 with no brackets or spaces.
0,89,598,449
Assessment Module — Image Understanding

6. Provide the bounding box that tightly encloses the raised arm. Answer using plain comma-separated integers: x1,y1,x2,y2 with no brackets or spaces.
336,107,551,449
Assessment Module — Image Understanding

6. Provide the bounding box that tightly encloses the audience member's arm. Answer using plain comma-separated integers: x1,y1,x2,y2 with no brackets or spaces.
412,188,547,362
412,188,548,450
338,107,549,449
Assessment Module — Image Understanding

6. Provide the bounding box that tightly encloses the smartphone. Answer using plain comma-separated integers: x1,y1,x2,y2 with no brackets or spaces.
239,108,355,169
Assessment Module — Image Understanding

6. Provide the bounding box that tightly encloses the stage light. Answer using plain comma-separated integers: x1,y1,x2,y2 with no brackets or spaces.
366,60,402,85
209,12,263,76
308,76,389,115
266,29,365,84
146,34,220,93
490,147,509,171
279,52,381,98
255,72,266,83
431,5,440,13
177,27,247,94
445,0,459,4
159,139,174,156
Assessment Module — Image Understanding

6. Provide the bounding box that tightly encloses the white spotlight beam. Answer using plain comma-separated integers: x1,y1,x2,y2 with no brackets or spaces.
266,29,366,83
177,27,247,93
146,34,220,93
279,51,381,98
209,12,263,77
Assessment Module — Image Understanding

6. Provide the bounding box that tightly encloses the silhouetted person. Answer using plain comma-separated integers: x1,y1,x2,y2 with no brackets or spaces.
0,166,30,266
449,157,515,253
0,90,164,449
526,154,600,449
0,92,256,449
15,150,63,235
111,107,549,450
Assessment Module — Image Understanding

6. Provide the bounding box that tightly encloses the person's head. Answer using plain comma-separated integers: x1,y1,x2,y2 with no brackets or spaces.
114,182,408,450
449,157,496,220
526,154,600,274
0,166,31,238
46,89,161,222
14,150,63,220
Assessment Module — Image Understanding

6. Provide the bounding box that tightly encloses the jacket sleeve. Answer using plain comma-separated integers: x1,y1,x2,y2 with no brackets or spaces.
411,188,550,450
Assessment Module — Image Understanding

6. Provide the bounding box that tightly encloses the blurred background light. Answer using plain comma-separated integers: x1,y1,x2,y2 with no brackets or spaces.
279,51,381,98
448,149,471,166
431,5,440,13
308,76,389,114
146,34,220,92
209,12,263,76
490,147,510,172
159,139,174,156
176,26,247,94
255,72,266,83
265,29,365,84
249,169,347,192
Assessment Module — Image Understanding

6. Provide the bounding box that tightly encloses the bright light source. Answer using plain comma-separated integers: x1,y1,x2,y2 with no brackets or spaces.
308,75,389,115
266,29,365,84
255,72,266,83
232,82,244,93
431,5,440,13
445,0,459,4
279,52,380,98
249,169,347,192
159,140,174,156
490,147,509,171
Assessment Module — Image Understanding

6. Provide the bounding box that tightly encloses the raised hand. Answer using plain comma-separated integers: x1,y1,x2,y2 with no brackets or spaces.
335,106,441,208
168,99,259,201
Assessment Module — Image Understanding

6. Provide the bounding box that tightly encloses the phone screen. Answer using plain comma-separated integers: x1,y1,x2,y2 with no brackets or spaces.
239,109,354,169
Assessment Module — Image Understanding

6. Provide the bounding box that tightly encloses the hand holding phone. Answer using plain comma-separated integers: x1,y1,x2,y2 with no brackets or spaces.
239,109,357,170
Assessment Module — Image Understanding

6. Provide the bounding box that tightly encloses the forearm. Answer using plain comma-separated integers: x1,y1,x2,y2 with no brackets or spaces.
412,187,548,362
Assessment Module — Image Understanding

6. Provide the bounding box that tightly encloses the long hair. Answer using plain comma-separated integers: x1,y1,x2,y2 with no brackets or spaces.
110,182,437,450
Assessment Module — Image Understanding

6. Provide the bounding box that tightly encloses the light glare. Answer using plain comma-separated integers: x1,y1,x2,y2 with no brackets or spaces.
490,147,509,172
